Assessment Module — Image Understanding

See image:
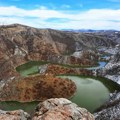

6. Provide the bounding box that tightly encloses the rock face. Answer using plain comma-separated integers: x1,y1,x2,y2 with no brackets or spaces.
101,51,120,84
33,98,94,120
0,109,30,120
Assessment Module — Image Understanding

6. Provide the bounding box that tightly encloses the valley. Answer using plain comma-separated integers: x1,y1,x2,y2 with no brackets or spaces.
0,24,120,119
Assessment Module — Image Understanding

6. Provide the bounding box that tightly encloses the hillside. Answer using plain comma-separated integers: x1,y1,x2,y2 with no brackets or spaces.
0,24,116,58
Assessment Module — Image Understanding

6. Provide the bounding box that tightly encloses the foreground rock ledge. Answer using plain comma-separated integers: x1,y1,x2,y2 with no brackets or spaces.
0,98,94,120
0,109,30,120
33,98,94,120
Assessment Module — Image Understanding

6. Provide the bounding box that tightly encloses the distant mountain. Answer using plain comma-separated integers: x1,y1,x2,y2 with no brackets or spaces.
62,29,120,44
62,29,120,33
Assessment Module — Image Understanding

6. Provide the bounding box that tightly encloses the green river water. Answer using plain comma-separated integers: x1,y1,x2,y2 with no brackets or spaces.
58,75,120,112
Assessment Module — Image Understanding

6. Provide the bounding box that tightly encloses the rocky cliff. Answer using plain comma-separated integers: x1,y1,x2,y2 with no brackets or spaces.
94,50,120,120
100,51,120,84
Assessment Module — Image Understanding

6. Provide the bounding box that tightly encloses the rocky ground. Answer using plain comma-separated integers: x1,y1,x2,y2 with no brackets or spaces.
0,109,30,120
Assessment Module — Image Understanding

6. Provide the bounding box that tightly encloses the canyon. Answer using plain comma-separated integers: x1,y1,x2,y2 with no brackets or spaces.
0,24,120,120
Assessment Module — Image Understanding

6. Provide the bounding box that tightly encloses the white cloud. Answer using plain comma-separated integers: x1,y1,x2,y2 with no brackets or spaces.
0,6,68,19
0,6,120,30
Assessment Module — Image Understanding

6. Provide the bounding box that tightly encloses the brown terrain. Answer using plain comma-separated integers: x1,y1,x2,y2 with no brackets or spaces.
46,64,92,76
1,24,119,120
0,74,76,102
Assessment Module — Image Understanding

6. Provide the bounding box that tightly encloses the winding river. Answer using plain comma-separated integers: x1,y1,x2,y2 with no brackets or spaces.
58,75,120,112
0,60,120,114
0,101,39,115
86,61,107,70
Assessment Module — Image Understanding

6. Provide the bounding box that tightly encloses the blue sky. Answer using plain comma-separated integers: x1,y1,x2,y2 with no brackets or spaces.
0,0,120,30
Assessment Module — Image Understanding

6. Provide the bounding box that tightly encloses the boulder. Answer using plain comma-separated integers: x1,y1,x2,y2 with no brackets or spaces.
33,98,94,120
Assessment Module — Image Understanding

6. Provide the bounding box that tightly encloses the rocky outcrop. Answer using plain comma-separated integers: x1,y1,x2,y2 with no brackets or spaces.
94,92,120,120
100,51,120,84
0,109,30,120
33,98,94,120
94,49,120,120
39,64,48,74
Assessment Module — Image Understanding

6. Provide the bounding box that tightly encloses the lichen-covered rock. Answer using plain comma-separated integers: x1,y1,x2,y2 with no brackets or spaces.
33,98,94,120
0,109,30,120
